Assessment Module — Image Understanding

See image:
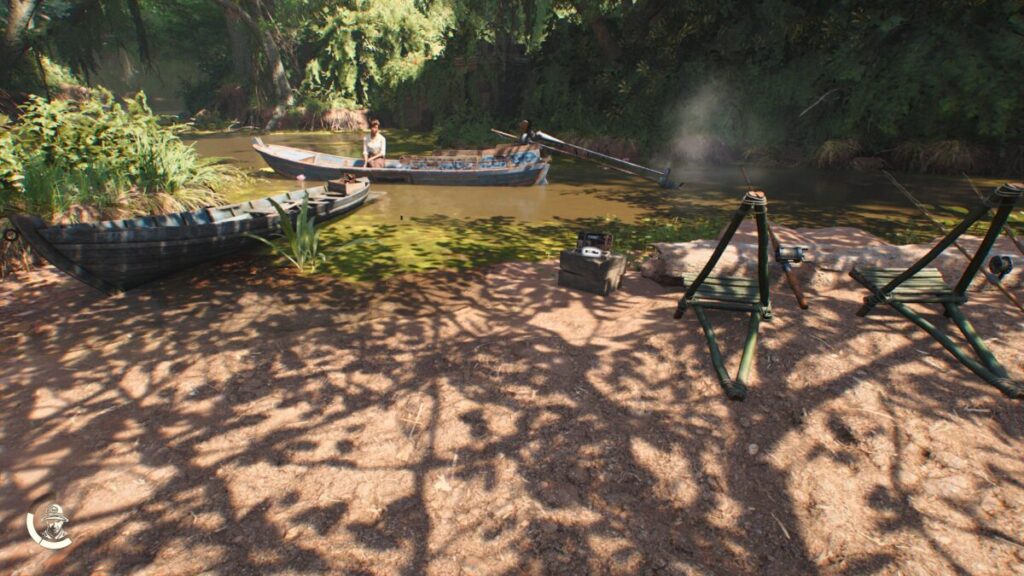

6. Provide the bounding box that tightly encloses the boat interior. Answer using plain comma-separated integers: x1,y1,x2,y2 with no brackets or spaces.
54,185,359,231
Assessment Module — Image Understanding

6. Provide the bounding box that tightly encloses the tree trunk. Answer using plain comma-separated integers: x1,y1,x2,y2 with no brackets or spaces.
586,16,621,62
571,2,621,62
258,22,292,129
211,0,292,129
2,0,41,82
224,12,252,84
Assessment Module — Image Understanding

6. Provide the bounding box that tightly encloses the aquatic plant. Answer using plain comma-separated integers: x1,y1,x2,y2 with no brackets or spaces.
0,90,237,222
245,194,326,274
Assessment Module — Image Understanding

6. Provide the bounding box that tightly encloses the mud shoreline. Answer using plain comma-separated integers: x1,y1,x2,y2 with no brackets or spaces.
1,227,1022,575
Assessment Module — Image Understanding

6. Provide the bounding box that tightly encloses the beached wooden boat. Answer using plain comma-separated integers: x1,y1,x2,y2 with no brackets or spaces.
9,178,371,294
252,137,550,186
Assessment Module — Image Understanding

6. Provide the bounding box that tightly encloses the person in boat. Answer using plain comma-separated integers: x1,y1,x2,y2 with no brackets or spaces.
363,119,387,168
518,119,537,144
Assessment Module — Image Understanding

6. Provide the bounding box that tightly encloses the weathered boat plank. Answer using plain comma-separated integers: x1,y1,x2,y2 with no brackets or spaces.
10,179,371,294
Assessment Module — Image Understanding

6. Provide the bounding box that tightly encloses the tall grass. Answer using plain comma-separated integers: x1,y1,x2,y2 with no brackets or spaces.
0,90,238,223
892,140,983,174
815,139,861,169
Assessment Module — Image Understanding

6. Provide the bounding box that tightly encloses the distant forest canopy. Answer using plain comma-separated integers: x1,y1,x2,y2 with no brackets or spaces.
2,0,1023,171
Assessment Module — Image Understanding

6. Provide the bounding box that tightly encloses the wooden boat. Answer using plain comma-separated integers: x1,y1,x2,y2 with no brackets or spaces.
252,137,550,186
9,178,371,294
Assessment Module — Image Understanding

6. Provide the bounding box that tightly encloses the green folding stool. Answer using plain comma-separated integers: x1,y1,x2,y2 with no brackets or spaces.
850,182,1024,399
674,190,776,400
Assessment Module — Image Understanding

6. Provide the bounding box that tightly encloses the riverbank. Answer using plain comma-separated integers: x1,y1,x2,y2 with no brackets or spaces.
1,227,1022,575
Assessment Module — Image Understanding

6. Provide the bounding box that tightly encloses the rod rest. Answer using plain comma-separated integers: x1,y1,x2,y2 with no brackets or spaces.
743,190,767,206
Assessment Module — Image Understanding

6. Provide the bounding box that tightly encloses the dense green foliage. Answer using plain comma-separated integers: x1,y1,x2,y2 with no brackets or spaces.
0,91,232,221
299,1,453,105
4,0,1023,173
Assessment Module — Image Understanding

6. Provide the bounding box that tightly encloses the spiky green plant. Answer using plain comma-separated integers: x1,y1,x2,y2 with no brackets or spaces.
245,194,326,274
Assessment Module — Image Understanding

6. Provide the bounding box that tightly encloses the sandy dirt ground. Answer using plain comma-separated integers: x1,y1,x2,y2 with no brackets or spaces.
1,226,1023,575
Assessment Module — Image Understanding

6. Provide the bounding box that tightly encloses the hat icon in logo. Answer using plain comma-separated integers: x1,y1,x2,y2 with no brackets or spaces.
42,504,69,541
26,501,72,550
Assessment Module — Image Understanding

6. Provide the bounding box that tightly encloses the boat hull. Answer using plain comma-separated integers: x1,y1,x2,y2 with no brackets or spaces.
10,180,370,294
254,141,550,187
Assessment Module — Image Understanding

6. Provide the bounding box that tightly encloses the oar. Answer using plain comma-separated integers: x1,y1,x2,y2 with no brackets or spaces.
491,128,679,188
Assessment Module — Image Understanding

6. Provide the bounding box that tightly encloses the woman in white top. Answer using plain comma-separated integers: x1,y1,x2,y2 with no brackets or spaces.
363,119,386,168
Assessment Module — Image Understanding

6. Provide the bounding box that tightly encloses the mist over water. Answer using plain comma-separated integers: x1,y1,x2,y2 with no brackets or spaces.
668,82,735,166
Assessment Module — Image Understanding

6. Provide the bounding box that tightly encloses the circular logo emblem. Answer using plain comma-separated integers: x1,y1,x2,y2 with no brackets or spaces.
26,502,72,550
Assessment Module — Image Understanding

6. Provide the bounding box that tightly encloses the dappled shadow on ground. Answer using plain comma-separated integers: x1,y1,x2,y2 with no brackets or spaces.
1,248,1022,575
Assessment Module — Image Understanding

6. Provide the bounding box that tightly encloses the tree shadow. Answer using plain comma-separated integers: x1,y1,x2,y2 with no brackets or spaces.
1,244,1022,574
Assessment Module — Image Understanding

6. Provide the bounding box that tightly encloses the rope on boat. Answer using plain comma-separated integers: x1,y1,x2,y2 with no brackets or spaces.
882,170,1024,314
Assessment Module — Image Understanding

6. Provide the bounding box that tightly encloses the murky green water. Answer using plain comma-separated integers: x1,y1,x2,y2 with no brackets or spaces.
186,130,1020,281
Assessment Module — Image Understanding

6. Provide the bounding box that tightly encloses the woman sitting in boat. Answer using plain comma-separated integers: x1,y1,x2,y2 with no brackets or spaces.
518,119,536,144
363,119,386,168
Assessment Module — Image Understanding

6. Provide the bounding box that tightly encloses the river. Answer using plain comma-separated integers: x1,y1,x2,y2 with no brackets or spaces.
186,130,1017,281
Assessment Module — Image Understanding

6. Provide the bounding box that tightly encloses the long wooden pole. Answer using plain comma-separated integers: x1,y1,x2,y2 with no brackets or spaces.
491,128,639,178
491,128,678,187
533,131,667,179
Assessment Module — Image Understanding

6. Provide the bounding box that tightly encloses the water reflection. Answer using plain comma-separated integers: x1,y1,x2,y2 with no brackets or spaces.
185,131,1019,279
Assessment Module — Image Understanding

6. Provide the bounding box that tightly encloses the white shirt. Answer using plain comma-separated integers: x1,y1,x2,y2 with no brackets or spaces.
363,133,386,157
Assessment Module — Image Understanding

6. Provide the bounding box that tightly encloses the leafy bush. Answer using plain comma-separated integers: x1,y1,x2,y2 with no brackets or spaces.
1,90,237,222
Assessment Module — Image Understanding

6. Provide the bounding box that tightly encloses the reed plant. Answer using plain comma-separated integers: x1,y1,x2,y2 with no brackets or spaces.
245,194,326,274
